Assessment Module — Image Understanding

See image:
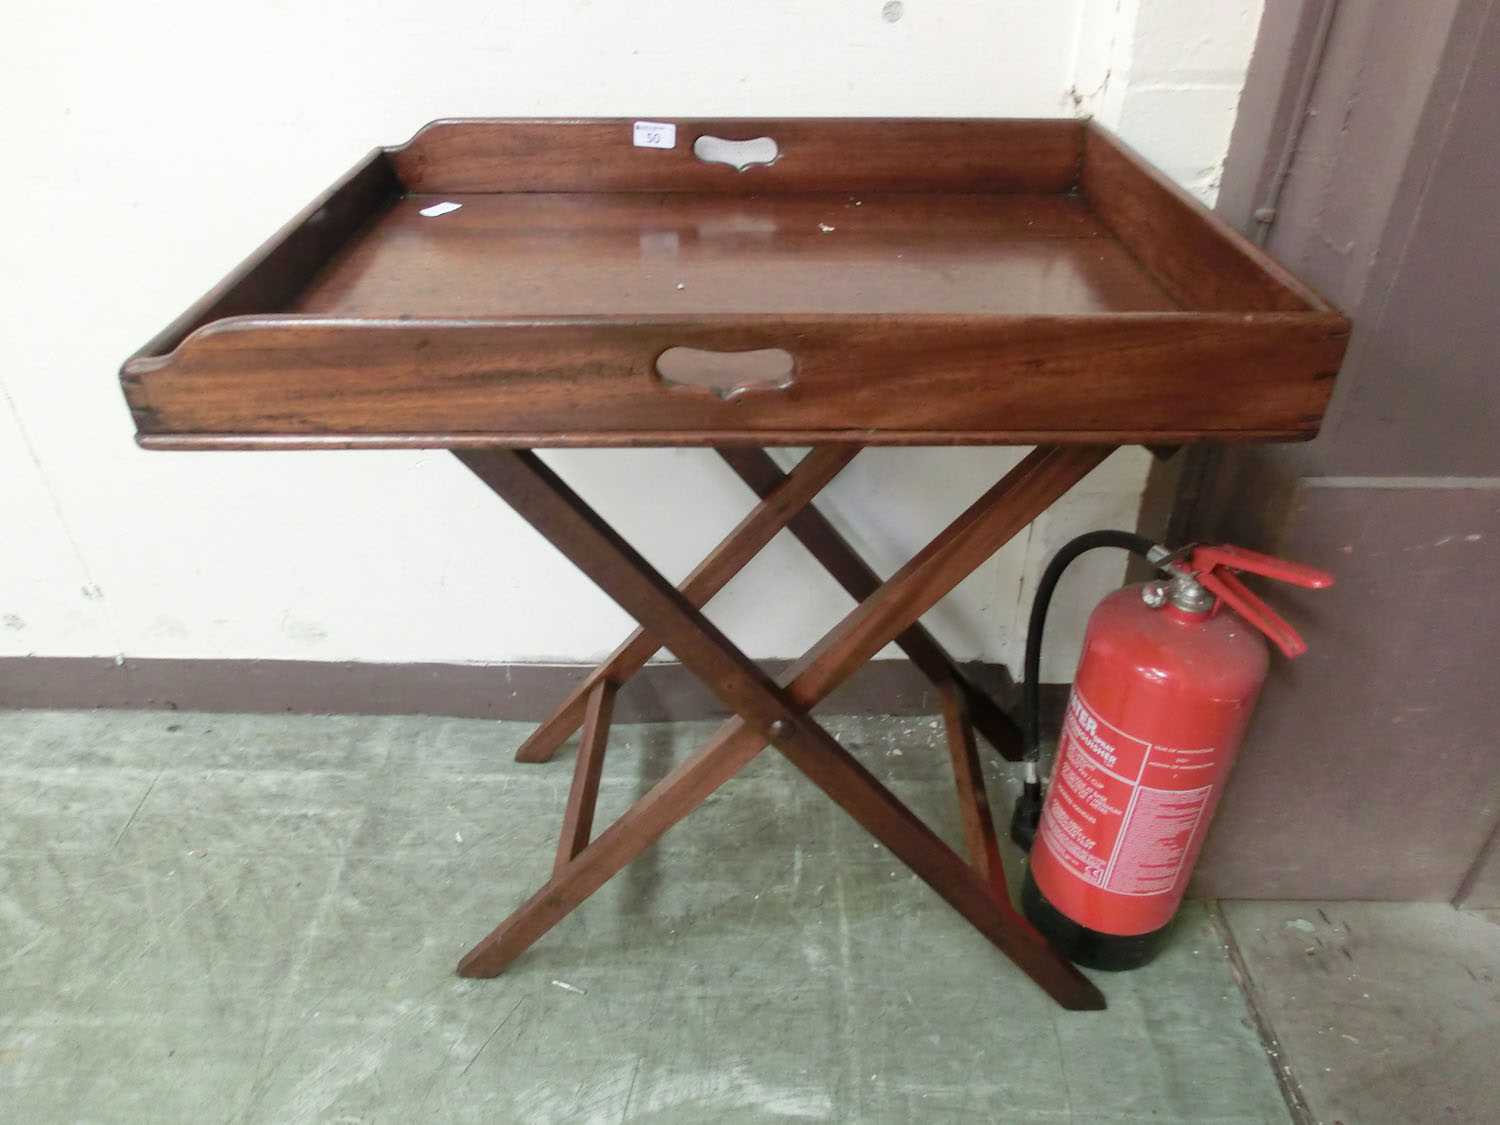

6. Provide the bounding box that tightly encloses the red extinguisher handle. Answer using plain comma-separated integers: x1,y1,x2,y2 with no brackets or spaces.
1186,545,1335,660
1190,544,1334,589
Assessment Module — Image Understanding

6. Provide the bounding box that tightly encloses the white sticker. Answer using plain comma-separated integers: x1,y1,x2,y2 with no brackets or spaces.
419,201,463,218
633,121,677,149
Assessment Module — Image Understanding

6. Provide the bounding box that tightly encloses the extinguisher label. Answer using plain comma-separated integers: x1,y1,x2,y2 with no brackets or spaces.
1036,691,1216,921
1103,782,1213,894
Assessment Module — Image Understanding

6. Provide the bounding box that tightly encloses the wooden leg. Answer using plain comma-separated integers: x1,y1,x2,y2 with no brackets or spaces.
766,703,1103,1010
458,718,767,978
554,681,616,873
589,445,1113,1007
774,446,1111,704
514,446,857,763
718,447,1026,760
454,445,1112,1008
937,680,1010,904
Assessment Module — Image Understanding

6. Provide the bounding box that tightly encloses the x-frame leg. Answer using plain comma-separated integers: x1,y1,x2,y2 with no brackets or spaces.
513,446,858,763
516,446,1023,763
455,445,1113,1010
717,448,1025,759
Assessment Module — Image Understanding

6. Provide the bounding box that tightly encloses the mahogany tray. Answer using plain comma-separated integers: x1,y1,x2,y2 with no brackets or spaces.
121,118,1348,449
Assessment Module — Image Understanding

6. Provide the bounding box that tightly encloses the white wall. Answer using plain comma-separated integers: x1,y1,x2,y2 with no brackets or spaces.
0,1,1261,682
1073,0,1267,202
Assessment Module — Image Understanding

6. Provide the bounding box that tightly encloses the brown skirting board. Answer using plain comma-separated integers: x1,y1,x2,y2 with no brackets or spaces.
0,655,1068,726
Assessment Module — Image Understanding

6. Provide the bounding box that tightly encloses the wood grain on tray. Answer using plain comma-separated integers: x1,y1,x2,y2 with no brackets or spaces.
121,118,1347,448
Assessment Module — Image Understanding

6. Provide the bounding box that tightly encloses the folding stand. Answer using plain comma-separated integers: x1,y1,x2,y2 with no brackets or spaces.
453,444,1115,1010
121,117,1346,1014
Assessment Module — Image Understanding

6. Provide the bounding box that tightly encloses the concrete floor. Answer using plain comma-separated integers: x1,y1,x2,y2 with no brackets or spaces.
1223,900,1500,1125
0,709,1493,1123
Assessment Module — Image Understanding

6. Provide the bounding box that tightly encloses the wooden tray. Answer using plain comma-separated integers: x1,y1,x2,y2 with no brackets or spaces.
121,119,1348,449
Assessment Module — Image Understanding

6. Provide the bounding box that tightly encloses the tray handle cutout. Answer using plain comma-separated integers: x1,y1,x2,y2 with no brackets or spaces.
693,134,779,172
655,347,795,400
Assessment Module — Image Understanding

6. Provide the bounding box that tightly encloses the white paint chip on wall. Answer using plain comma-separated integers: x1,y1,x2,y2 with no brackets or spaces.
0,1,1262,678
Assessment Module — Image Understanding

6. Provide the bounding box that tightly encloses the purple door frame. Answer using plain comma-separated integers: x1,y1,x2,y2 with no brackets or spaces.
1179,0,1500,904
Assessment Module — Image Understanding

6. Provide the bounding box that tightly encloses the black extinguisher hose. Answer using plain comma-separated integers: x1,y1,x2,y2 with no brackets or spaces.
1010,530,1158,852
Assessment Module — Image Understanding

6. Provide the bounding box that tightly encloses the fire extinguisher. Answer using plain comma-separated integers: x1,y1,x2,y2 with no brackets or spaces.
1009,535,1333,971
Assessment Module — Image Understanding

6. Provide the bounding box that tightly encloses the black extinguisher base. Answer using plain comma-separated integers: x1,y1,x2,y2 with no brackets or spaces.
1021,868,1171,972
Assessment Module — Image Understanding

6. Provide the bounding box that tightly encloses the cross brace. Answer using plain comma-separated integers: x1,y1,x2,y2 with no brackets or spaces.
454,444,1114,1010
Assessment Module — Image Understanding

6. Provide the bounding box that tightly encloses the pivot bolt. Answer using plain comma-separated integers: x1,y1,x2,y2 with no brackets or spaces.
768,719,793,741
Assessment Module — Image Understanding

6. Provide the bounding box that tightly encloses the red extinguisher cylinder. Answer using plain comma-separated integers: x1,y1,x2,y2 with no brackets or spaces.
1022,545,1332,971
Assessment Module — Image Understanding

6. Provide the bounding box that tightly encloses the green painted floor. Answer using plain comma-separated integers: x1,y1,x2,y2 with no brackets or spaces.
1,709,1493,1123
